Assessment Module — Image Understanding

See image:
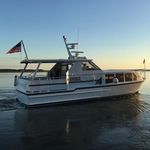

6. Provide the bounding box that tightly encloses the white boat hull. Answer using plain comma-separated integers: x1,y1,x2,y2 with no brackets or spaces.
16,81,143,106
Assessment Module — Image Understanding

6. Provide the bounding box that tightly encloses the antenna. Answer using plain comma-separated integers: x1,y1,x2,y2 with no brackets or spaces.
77,29,79,51
63,35,83,59
63,35,72,59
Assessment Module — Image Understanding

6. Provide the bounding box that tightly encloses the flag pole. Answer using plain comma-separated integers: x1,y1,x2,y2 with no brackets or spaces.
21,40,28,60
143,59,146,79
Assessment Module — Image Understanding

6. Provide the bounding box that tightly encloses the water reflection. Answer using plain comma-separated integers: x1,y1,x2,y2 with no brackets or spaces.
13,94,150,149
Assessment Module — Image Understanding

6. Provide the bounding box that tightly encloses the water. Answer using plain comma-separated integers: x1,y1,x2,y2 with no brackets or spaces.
0,73,150,149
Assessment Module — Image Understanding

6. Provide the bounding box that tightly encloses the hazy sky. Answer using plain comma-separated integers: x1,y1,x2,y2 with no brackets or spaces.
0,0,150,69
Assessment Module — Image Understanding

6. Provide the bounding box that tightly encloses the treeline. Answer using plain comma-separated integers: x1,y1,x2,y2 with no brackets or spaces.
0,69,47,72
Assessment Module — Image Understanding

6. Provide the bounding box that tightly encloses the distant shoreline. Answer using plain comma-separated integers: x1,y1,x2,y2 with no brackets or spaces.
0,69,47,73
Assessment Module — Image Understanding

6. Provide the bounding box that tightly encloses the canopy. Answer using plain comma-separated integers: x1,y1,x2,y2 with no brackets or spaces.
21,59,92,64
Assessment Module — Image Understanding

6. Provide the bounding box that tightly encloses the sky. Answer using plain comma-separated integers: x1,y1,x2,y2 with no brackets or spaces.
0,0,150,69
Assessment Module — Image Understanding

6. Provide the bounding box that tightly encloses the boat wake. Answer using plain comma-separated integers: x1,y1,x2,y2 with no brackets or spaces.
0,87,150,114
0,89,23,111
130,94,150,114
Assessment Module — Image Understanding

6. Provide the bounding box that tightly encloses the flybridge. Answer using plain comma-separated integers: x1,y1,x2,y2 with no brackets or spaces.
21,59,92,64
21,35,88,64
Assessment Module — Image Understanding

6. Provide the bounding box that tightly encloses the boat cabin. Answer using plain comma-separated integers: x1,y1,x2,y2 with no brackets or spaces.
19,58,141,86
18,35,142,85
20,58,102,82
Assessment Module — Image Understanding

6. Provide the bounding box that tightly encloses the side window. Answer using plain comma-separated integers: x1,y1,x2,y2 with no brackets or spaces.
116,73,124,82
82,63,88,71
125,73,132,81
82,62,100,71
61,64,68,77
105,74,114,83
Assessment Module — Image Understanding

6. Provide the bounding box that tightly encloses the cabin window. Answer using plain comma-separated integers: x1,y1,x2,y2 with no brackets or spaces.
62,65,67,71
105,74,114,83
116,73,124,82
82,63,94,71
61,64,68,77
125,73,132,81
132,73,137,81
82,62,100,71
48,63,69,79
96,77,102,84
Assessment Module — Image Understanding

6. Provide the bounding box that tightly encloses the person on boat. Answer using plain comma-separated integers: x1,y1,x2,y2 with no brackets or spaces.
66,70,70,84
113,75,119,83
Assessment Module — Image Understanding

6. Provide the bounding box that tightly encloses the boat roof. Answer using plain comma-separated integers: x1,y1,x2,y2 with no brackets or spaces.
21,59,93,64
103,69,139,73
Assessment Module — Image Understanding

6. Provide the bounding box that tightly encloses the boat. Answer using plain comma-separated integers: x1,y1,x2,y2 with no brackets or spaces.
15,36,145,106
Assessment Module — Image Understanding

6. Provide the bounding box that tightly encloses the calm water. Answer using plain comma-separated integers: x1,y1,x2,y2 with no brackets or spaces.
0,73,150,150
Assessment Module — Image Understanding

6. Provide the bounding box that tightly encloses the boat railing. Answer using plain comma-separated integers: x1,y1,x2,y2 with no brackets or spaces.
19,70,143,83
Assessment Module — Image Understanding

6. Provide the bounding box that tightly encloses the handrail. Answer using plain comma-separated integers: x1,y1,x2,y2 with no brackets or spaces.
21,70,141,78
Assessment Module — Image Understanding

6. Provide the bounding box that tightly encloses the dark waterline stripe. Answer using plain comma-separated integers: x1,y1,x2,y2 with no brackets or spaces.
29,80,94,87
16,80,143,96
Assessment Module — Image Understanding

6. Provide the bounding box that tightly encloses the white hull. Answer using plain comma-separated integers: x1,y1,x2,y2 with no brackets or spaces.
17,81,143,106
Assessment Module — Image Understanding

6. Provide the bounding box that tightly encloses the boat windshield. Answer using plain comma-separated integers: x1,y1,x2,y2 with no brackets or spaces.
82,61,101,71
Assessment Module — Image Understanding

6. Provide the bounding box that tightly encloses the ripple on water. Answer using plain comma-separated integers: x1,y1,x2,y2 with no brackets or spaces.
0,89,24,111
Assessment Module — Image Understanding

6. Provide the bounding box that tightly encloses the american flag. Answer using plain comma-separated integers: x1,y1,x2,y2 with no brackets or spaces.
6,42,21,54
